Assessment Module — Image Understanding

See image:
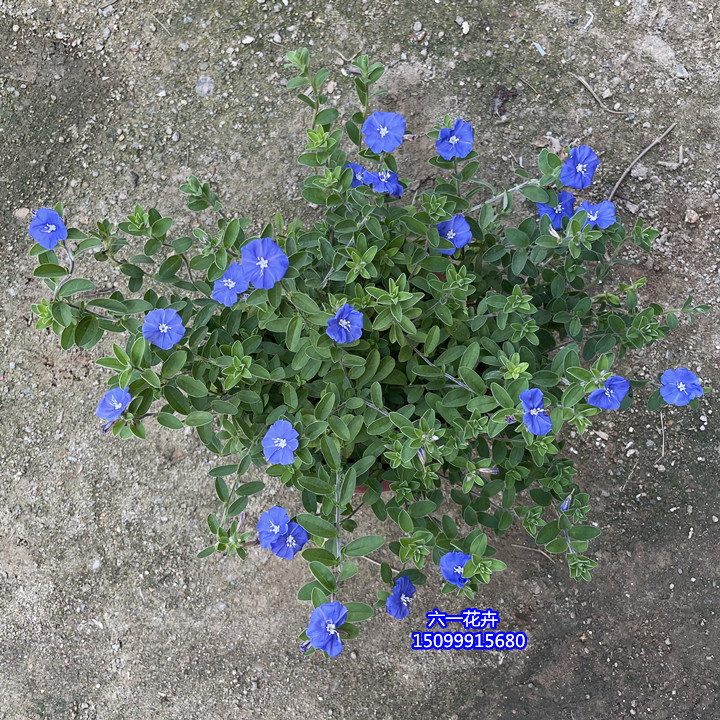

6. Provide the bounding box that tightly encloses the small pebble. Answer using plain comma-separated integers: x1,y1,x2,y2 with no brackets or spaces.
413,21,422,32
195,75,215,97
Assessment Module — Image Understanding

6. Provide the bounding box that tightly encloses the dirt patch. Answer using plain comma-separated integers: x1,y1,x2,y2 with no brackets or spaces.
1,0,719,718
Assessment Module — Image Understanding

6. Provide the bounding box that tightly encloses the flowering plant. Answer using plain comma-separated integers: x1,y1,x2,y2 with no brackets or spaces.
29,48,708,658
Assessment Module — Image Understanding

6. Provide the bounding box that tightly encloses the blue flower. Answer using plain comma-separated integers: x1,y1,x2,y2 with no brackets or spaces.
367,169,403,196
537,191,576,230
435,119,474,160
241,237,289,290
660,368,703,406
142,307,185,350
29,207,68,250
439,551,472,588
326,303,364,344
386,575,416,619
437,215,472,255
345,162,369,188
257,506,290,549
559,145,599,189
262,419,299,465
270,521,309,559
211,262,249,307
587,375,630,410
306,602,348,657
579,200,616,229
519,388,553,435
361,111,406,154
95,387,132,422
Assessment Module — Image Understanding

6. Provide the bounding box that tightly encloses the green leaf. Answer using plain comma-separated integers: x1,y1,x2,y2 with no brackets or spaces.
296,513,338,538
303,548,338,566
51,302,72,327
408,500,436,517
215,477,229,503
162,350,187,378
197,546,216,559
519,185,551,203
235,481,265,496
343,535,385,557
302,187,328,205
320,435,342,470
297,475,335,495
207,513,220,534
315,107,339,126
130,336,147,367
157,412,183,429
545,538,568,554
185,411,214,426
328,415,351,442
227,496,249,517
285,315,303,352
315,392,335,420
568,525,601,540
490,382,514,409
536,520,559,545
34,263,68,278
209,464,239,477
176,375,209,397
309,561,337,592
397,509,414,534
338,561,358,582
74,315,102,349
344,602,374,622
141,369,161,388
152,217,173,237
56,278,96,298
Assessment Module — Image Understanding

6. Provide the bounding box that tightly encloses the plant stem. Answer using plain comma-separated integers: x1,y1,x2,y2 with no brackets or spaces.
468,179,539,213
402,333,474,393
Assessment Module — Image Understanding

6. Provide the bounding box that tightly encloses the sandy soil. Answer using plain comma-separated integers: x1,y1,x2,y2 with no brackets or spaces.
1,0,718,718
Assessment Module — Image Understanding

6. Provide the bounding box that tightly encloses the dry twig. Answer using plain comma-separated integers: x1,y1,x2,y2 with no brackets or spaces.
569,71,627,115
608,122,677,201
150,13,173,37
510,543,554,562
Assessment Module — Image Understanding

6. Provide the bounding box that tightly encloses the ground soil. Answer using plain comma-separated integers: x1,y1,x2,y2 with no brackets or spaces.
1,0,719,718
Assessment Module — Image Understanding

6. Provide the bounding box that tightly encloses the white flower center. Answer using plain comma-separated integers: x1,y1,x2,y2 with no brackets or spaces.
400,594,411,606
605,389,614,397
286,535,297,548
269,522,280,534
338,318,351,330
355,171,364,181
449,135,459,145
274,438,287,448
454,565,464,575
325,622,337,635
447,229,456,240
223,278,236,289
44,224,57,232
588,212,599,222
379,171,390,181
110,398,123,410
378,126,388,138
677,382,686,392
257,257,269,270
158,323,170,333
530,408,539,416
576,163,587,174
